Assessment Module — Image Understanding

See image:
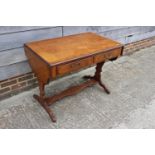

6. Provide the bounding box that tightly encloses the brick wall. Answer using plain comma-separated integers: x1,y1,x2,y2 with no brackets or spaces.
1,36,155,101
123,36,155,55
0,73,38,101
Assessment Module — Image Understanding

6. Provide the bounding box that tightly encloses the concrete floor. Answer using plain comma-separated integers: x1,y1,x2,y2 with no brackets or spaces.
0,46,155,129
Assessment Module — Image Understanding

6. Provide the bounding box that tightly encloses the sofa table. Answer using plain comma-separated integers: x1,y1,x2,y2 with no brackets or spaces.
24,32,124,122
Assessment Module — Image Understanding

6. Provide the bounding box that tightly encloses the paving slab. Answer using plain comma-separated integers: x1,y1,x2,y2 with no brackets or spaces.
0,45,155,128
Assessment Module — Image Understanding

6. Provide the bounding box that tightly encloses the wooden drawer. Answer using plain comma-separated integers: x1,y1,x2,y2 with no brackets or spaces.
57,57,93,76
94,48,122,63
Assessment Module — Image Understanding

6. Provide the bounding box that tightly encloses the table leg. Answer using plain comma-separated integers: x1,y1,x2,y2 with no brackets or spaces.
83,62,110,94
33,81,56,122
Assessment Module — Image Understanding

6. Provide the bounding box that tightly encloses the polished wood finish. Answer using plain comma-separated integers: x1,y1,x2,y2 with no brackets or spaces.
24,32,124,122
24,46,50,84
94,48,122,63
45,79,97,106
25,32,122,65
83,62,110,94
57,57,93,76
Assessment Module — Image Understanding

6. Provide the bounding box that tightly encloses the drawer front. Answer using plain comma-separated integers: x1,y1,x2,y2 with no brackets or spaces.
57,57,93,76
94,48,122,63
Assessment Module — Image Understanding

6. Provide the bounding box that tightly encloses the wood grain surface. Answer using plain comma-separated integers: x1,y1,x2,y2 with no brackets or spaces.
25,32,122,65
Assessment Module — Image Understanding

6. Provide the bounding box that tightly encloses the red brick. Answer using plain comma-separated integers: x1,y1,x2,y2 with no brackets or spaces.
0,87,10,94
1,80,17,88
11,82,26,90
27,79,37,85
18,74,33,82
0,79,8,84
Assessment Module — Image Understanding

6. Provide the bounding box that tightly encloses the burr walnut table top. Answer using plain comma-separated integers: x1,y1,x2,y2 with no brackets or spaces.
25,32,122,66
